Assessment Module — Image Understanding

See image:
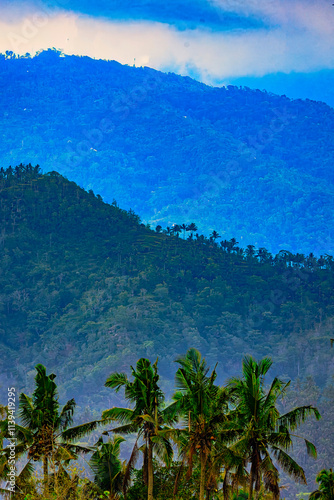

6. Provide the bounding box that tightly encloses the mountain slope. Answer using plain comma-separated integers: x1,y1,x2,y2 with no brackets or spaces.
1,165,334,493
1,50,334,255
0,165,333,394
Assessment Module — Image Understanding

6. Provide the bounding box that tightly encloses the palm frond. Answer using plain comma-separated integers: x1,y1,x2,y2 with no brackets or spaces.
123,439,139,496
105,423,139,435
66,442,95,454
267,430,293,451
61,419,103,442
304,438,318,458
278,406,321,431
16,460,34,484
17,393,35,429
161,400,182,424
105,372,128,391
58,398,76,430
271,446,306,484
260,454,280,500
102,407,134,424
151,436,173,466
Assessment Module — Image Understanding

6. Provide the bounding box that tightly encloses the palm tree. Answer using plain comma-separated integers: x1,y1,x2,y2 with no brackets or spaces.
310,469,334,500
172,348,232,500
172,224,182,237
220,240,229,252
229,238,238,253
0,364,99,496
102,358,175,500
228,356,320,500
245,245,256,258
89,435,126,500
210,231,220,242
180,224,187,239
186,223,198,236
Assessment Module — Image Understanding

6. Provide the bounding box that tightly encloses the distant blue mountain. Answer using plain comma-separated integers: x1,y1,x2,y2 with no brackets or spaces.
1,50,334,256
227,70,334,109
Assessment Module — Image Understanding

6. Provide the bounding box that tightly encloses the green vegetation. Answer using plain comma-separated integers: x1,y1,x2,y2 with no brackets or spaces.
0,353,323,499
309,469,334,500
0,364,100,497
102,358,175,500
228,357,320,500
0,164,333,496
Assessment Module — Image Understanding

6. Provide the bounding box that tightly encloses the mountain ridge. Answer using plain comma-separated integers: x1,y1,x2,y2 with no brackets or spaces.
1,50,334,255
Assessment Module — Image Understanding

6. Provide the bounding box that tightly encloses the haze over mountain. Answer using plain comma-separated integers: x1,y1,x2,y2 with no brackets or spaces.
1,50,334,255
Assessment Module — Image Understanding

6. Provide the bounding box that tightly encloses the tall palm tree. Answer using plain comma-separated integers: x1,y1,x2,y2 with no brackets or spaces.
186,223,198,236
172,348,232,500
180,224,187,239
310,469,334,500
228,356,320,500
102,358,175,500
0,364,99,496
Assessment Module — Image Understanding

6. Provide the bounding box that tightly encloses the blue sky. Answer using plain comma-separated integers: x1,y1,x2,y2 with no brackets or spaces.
1,0,334,105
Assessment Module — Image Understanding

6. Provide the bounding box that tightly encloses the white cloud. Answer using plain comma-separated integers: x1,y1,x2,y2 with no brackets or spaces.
0,2,334,83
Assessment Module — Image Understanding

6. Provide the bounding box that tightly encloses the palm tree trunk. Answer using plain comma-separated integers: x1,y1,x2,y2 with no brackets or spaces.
43,455,49,496
249,455,257,500
222,469,229,500
200,449,207,500
147,438,154,500
249,447,260,500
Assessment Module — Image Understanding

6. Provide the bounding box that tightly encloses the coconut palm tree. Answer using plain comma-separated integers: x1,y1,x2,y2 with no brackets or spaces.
0,364,99,496
102,358,175,500
228,356,320,500
172,348,233,500
310,469,334,500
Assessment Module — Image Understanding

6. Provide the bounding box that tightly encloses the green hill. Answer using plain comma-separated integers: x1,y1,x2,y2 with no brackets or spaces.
1,164,334,492
0,164,333,393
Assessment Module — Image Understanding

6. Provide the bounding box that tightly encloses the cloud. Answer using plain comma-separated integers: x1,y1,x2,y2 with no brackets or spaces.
0,1,334,84
209,0,334,35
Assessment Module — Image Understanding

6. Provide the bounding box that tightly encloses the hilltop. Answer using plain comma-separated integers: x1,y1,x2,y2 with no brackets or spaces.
1,50,334,254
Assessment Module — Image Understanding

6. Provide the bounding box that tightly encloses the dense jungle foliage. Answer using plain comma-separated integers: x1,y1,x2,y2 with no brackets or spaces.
1,50,334,254
0,165,333,496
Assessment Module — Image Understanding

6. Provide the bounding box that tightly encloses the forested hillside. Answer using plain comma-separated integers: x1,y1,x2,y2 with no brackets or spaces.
0,165,333,490
1,50,334,254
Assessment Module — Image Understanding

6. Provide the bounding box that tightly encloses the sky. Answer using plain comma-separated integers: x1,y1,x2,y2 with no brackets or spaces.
1,0,334,105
